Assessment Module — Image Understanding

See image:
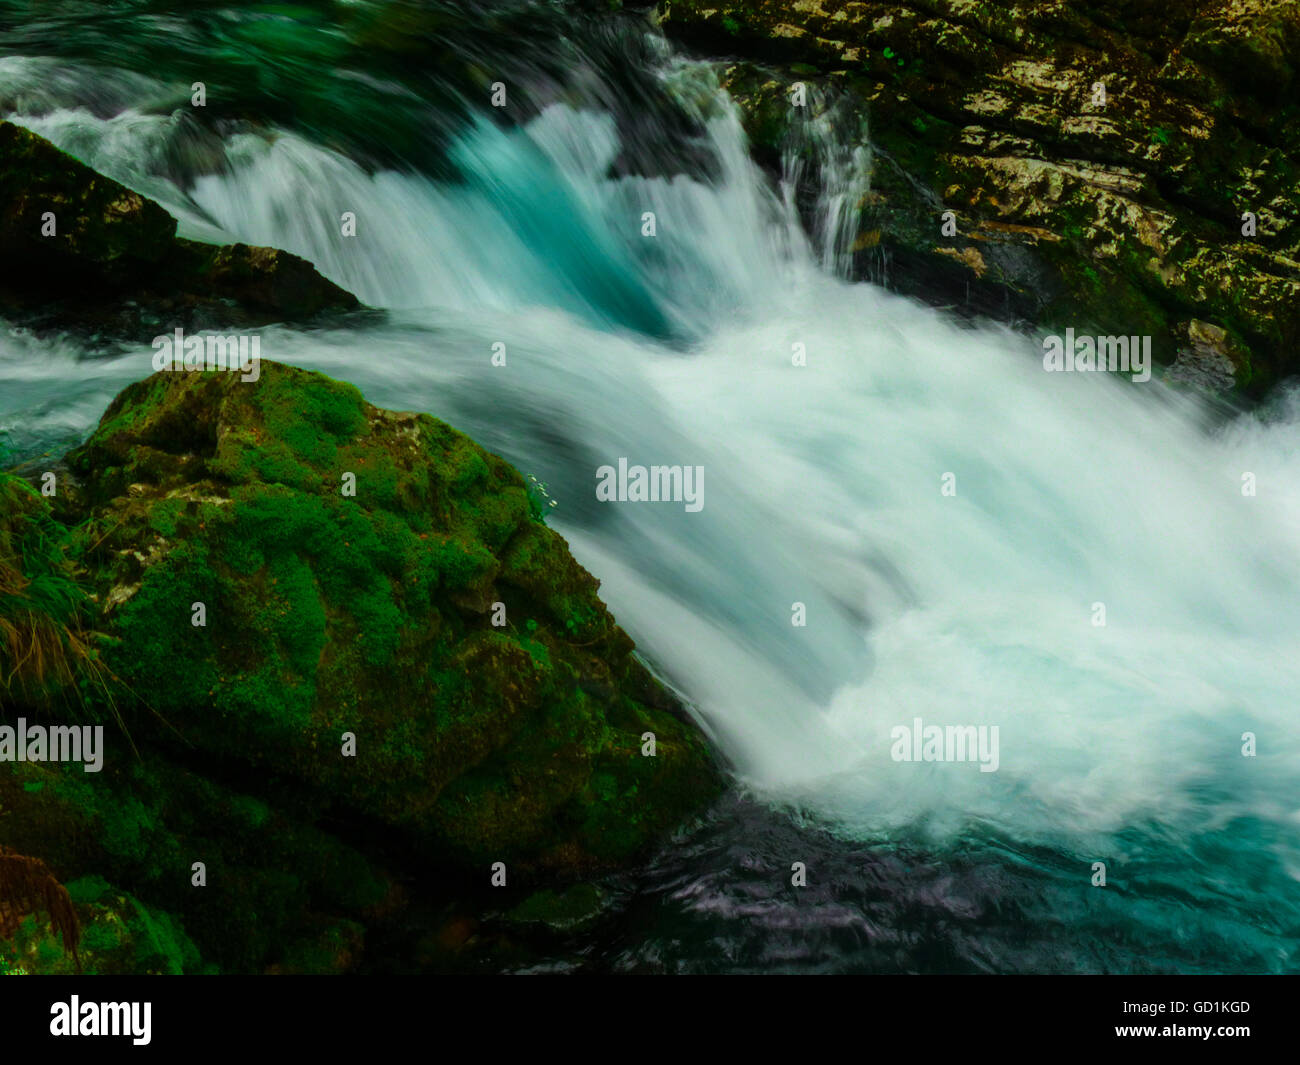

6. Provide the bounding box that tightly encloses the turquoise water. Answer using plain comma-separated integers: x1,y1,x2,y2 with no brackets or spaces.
2,1,1298,973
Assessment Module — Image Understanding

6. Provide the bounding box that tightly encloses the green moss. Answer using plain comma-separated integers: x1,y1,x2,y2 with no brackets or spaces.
0,471,105,715
505,883,608,933
49,362,718,887
276,920,364,975
3,873,201,975
1,754,391,973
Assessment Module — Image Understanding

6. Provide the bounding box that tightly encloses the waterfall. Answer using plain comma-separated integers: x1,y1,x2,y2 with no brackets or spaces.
3,6,1298,971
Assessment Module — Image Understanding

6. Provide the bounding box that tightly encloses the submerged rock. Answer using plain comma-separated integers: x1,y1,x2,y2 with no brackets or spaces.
0,121,359,336
657,0,1300,395
502,882,615,937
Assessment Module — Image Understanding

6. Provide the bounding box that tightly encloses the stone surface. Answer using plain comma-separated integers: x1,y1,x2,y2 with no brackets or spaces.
0,121,360,337
0,362,722,972
657,0,1300,394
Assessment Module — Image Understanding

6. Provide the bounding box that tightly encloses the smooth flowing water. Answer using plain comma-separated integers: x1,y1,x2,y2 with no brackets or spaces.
2,1,1297,973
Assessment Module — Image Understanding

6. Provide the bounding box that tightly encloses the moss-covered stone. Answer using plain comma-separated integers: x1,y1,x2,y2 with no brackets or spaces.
0,874,204,976
0,752,394,973
57,361,719,875
2,360,720,973
503,882,613,937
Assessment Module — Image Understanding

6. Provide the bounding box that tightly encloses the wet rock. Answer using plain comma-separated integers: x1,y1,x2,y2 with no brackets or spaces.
501,883,615,937
657,0,1300,394
0,121,359,338
59,362,721,875
1167,318,1247,392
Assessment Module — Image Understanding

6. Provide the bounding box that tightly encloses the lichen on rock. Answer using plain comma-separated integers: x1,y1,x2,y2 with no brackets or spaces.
657,0,1300,395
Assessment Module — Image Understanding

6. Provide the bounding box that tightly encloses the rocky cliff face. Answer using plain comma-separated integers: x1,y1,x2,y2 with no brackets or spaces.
656,0,1300,394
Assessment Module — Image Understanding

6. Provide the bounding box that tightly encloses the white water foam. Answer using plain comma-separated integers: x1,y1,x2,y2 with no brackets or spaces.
3,57,1298,868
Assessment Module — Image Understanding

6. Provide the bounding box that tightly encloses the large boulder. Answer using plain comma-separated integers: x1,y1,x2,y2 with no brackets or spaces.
57,361,720,874
0,361,721,972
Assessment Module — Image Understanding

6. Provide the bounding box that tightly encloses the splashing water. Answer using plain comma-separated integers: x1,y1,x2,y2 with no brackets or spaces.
2,4,1298,972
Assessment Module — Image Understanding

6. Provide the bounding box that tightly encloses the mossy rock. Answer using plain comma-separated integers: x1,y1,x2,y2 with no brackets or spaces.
502,883,614,937
61,361,720,875
0,753,394,974
0,121,175,273
267,919,366,975
0,873,203,976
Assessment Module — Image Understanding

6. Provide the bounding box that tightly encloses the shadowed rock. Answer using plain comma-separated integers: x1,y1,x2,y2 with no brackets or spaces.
0,121,360,336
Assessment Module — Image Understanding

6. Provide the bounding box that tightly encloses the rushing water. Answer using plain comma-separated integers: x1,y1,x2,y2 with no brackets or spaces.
2,1,1298,973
